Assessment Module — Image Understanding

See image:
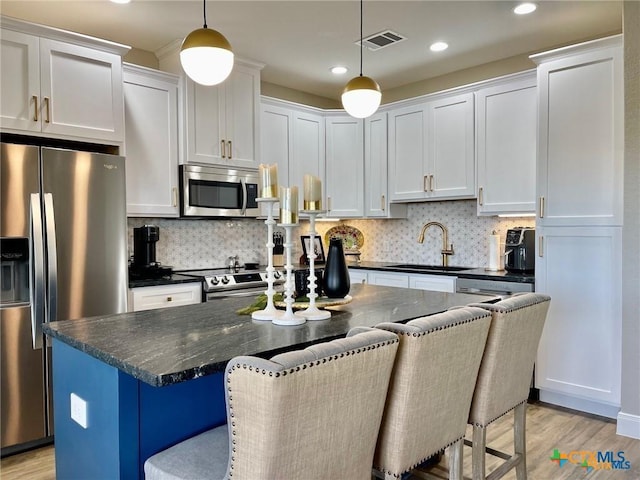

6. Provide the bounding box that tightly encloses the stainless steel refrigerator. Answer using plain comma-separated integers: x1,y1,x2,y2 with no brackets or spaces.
1,141,128,455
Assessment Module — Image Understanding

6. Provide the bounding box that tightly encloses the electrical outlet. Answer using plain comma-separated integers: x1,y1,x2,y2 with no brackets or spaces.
70,393,88,429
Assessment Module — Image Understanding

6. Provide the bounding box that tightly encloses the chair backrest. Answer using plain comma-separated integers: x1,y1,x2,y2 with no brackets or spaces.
223,327,399,480
468,293,551,427
373,307,493,478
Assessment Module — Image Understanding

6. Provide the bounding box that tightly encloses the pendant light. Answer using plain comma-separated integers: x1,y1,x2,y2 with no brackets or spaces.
180,0,234,86
341,0,381,119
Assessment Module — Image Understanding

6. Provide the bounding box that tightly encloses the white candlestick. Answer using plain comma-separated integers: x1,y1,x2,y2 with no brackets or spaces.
273,223,305,326
252,198,279,321
259,164,278,198
303,174,322,210
279,186,298,224
298,210,331,320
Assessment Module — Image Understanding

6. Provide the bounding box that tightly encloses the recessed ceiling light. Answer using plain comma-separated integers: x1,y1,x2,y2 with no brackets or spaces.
110,0,131,4
331,66,348,75
514,3,537,15
429,42,448,52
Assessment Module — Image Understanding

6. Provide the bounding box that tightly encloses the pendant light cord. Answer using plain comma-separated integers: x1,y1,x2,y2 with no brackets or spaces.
359,0,363,77
203,0,208,29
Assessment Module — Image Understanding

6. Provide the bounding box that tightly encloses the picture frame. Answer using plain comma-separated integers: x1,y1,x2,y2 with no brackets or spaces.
300,235,325,264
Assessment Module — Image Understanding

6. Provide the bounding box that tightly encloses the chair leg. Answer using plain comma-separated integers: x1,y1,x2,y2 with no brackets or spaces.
448,439,463,480
514,402,527,480
472,425,486,480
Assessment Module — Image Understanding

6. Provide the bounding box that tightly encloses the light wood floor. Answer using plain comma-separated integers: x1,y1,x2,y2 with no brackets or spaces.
1,402,638,479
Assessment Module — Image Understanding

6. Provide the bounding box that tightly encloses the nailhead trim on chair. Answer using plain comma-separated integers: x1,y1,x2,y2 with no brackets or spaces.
375,437,462,478
225,337,399,477
471,295,550,314
471,399,528,428
383,312,489,338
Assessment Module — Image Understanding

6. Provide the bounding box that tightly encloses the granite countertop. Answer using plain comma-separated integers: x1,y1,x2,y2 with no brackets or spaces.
43,284,497,388
350,261,535,284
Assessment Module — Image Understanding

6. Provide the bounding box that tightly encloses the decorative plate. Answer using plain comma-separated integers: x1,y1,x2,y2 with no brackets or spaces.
275,295,352,310
325,225,364,251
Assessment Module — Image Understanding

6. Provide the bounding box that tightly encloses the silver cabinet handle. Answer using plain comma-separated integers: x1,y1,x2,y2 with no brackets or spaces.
29,194,45,350
44,194,58,325
539,196,545,218
478,187,484,206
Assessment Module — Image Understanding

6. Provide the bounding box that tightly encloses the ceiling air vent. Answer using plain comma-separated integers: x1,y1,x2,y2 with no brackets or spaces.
357,30,406,51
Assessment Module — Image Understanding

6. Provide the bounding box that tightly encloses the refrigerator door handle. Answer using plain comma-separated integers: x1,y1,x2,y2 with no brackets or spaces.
29,194,45,350
44,193,58,325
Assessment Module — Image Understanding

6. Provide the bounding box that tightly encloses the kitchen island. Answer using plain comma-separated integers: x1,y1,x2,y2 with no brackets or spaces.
44,284,496,479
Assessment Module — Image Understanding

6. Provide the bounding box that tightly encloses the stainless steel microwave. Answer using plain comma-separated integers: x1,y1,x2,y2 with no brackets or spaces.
180,165,260,217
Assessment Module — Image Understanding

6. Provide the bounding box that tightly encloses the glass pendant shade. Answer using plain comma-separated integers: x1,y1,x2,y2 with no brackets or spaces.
180,27,234,86
341,75,382,119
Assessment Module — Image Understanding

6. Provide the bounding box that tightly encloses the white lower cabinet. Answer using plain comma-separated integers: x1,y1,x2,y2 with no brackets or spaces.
128,283,202,312
348,269,368,285
367,271,409,288
409,274,456,293
535,226,622,417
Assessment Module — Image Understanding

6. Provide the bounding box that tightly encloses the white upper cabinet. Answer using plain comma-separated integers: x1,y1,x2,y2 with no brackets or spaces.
1,17,127,144
325,114,364,218
388,91,474,202
291,109,325,200
123,64,180,217
184,61,263,169
364,112,407,218
476,72,537,215
533,36,623,226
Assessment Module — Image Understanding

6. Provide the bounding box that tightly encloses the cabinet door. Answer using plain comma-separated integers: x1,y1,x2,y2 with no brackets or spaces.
476,76,537,215
535,226,621,415
364,112,388,217
368,271,409,288
128,283,202,312
259,103,291,216
0,29,40,132
388,103,428,201
427,92,475,199
185,79,224,164
537,44,623,226
225,64,260,168
291,110,325,205
409,274,456,293
40,39,124,142
124,66,180,217
325,116,363,217
348,270,368,285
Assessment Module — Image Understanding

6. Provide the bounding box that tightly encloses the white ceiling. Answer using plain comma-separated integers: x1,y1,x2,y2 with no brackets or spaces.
0,1,622,100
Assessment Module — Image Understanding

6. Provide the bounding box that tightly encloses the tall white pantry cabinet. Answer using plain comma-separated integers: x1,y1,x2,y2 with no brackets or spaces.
532,36,623,418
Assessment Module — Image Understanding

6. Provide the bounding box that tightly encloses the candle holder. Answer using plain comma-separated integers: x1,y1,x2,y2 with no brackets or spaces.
298,210,331,320
252,198,279,321
273,222,305,326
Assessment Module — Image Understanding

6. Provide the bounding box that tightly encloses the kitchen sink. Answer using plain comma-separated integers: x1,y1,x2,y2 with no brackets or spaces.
387,264,473,272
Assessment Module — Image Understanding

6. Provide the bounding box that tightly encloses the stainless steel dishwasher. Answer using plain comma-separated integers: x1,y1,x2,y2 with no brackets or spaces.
456,277,534,297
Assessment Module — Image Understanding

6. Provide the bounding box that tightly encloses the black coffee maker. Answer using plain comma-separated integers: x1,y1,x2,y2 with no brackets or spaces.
129,225,172,279
504,228,535,273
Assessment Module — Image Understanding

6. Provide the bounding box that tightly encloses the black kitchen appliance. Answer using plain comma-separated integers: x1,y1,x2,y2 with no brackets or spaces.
504,228,535,273
129,225,172,279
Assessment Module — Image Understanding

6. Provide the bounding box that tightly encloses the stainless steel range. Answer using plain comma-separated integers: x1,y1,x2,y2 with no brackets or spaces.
175,267,285,301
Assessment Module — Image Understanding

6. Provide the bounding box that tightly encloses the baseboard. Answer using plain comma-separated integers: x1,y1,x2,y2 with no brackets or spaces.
539,390,620,419
616,412,640,439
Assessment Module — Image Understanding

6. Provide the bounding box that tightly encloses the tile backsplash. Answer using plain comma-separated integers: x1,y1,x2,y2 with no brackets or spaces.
128,200,534,270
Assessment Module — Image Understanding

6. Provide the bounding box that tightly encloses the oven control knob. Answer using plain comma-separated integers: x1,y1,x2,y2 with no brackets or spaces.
273,271,281,279
221,276,230,284
210,277,220,286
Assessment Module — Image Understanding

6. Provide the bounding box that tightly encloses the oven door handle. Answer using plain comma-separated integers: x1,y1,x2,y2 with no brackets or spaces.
240,179,248,215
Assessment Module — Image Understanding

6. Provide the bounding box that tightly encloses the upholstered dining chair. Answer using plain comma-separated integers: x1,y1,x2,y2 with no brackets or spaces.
144,327,399,480
466,293,551,480
372,306,493,480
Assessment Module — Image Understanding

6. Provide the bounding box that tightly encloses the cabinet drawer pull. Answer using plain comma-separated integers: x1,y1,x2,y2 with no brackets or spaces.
32,95,39,122
381,194,385,212
429,175,434,192
423,175,428,192
539,196,545,218
478,187,484,206
221,140,226,158
44,97,51,123
167,296,173,302
227,140,232,159
172,187,178,207
538,236,543,257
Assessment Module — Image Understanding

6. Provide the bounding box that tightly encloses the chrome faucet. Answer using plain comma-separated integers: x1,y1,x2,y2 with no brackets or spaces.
417,221,454,267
